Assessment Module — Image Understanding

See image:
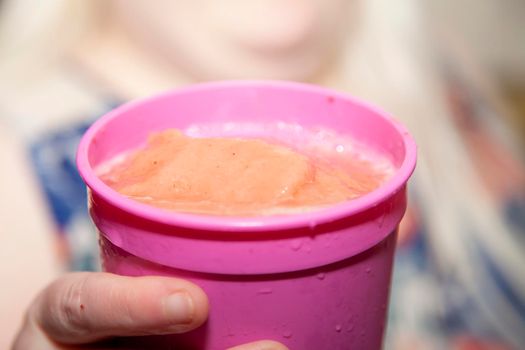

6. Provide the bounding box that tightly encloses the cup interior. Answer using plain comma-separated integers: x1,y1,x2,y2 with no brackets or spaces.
77,81,416,230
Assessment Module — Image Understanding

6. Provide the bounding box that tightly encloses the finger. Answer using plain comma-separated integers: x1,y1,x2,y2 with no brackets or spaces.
12,317,57,350
29,272,208,345
226,340,290,350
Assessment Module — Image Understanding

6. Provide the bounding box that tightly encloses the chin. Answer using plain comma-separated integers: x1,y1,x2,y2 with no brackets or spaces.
195,52,333,82
221,8,319,53
196,33,338,81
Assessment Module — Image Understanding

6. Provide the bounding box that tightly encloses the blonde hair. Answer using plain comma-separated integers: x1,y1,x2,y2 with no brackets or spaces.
1,0,524,347
0,1,99,80
353,3,525,346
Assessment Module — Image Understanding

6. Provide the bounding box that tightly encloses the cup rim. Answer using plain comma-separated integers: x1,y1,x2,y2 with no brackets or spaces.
77,80,417,232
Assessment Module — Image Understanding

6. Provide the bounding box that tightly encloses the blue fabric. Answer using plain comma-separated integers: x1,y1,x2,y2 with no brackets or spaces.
29,122,92,231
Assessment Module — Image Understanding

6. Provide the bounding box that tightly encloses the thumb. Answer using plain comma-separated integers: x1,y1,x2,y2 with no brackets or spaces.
30,272,208,344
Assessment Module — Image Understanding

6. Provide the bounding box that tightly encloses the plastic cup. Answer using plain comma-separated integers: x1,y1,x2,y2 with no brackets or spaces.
77,81,416,349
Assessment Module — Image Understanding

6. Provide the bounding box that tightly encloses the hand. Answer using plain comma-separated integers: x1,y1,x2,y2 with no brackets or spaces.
12,272,287,350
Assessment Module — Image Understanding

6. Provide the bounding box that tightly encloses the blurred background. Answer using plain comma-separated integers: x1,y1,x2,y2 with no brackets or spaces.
0,0,524,349
425,0,525,146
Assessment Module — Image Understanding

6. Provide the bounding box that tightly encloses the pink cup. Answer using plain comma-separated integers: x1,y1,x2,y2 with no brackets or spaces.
77,81,416,349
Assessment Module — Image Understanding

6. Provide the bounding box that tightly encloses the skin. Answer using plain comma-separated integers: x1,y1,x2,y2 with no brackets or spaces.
13,273,288,350
75,0,356,99
12,1,353,348
106,0,353,81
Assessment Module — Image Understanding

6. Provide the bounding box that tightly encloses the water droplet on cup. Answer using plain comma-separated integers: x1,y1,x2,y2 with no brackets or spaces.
257,288,273,295
336,145,345,153
290,239,303,251
316,273,326,280
283,330,293,338
335,324,342,332
375,213,386,228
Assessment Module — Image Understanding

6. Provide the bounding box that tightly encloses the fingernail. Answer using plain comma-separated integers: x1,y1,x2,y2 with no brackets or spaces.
163,292,194,324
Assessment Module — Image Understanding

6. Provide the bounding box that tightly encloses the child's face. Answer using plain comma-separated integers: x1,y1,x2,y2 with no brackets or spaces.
109,0,354,81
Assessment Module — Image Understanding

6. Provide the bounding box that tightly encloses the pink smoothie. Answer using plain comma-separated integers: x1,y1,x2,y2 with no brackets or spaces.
98,126,392,216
